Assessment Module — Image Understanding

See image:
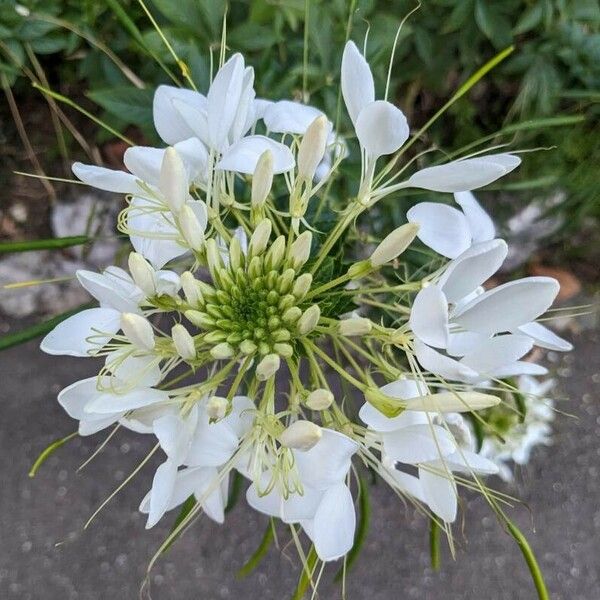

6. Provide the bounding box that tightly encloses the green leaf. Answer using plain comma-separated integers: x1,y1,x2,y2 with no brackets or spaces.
291,546,318,600
161,495,198,553
474,1,513,47
514,4,544,35
29,432,78,477
225,471,244,513
237,521,274,578
87,86,154,129
0,302,94,351
335,474,370,580
0,236,90,254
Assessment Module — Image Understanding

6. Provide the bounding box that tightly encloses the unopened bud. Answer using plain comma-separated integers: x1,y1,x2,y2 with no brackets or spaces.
251,150,274,207
249,219,272,257
273,342,293,358
370,223,419,267
306,389,334,410
128,252,156,297
205,239,223,274
297,116,331,181
289,231,312,269
179,205,205,251
210,342,235,360
347,260,371,280
297,304,320,335
180,271,202,306
206,395,228,420
228,236,244,271
282,306,302,324
339,317,372,337
256,353,280,381
159,147,188,213
279,420,322,451
240,339,257,354
185,310,214,329
171,323,196,360
264,236,286,272
292,273,312,298
120,313,155,351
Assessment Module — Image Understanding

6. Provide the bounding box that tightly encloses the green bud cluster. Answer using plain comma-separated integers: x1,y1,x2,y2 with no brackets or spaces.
185,223,318,360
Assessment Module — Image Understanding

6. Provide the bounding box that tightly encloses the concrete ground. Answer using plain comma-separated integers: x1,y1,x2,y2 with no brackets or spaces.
0,326,598,600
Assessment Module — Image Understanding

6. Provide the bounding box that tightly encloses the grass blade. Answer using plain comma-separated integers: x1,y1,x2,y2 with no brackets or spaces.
0,236,89,254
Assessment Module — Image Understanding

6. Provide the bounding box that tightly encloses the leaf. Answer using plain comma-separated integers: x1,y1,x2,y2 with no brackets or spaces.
0,302,94,351
29,432,78,477
87,86,154,129
225,471,244,513
237,521,274,578
335,474,370,580
161,495,198,554
474,1,513,48
291,545,318,600
0,236,90,254
514,4,544,35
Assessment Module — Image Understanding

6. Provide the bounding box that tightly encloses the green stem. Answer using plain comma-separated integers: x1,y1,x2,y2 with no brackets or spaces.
429,518,441,571
29,432,78,477
291,546,318,600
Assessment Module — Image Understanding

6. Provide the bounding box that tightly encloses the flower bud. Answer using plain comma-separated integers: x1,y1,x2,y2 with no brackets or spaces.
180,271,202,306
264,236,286,272
159,147,188,213
128,252,156,297
297,304,320,335
297,116,331,181
277,268,296,294
306,388,334,410
256,353,280,381
171,323,196,360
339,317,372,337
273,342,293,357
249,219,272,257
205,238,223,275
185,310,214,329
210,342,235,360
120,313,155,351
289,231,312,269
206,395,228,420
282,306,302,324
370,223,419,267
179,205,205,251
292,273,312,298
279,420,322,451
240,339,257,354
347,260,371,280
228,236,244,271
251,150,274,208
364,387,405,418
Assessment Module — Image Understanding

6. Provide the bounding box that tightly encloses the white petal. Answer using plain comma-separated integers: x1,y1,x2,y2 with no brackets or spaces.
79,416,121,436
170,98,210,146
217,135,294,174
185,411,239,467
174,137,209,184
58,377,103,420
410,285,449,348
406,153,521,192
403,391,500,413
454,191,495,241
383,424,455,463
312,483,356,561
446,331,489,356
221,395,256,438
76,270,140,313
438,239,507,303
435,450,499,475
407,202,472,258
123,146,163,185
414,340,479,383
154,270,181,297
153,85,207,145
103,267,144,303
379,378,427,400
253,98,273,120
146,460,177,528
263,100,324,134
491,361,548,378
85,387,169,414
40,308,121,357
453,277,560,334
246,474,283,519
419,466,457,522
120,403,178,434
460,335,533,376
207,53,245,150
294,429,357,490
72,162,140,194
281,485,324,523
516,321,573,352
359,403,427,432
341,41,375,125
385,467,427,503
355,100,409,159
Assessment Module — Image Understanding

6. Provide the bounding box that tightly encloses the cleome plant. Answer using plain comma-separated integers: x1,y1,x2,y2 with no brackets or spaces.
25,31,573,599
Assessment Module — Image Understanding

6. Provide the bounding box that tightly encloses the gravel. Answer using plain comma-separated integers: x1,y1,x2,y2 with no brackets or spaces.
0,326,598,600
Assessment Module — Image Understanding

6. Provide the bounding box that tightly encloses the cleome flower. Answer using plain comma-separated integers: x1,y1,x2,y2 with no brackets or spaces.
34,37,573,595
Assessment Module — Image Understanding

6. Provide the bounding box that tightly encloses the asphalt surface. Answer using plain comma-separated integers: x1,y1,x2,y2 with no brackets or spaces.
0,326,598,600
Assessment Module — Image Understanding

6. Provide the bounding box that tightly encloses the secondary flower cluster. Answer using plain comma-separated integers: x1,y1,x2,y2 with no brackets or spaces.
40,41,571,584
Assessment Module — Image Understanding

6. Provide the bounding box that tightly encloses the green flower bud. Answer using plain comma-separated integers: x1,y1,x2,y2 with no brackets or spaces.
251,150,274,208
181,271,203,307
370,223,420,267
339,317,373,337
297,304,320,335
185,310,214,329
292,273,312,299
289,231,312,269
210,342,235,360
249,218,272,257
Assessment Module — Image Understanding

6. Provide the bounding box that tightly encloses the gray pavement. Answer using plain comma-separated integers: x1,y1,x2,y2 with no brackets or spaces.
0,327,598,600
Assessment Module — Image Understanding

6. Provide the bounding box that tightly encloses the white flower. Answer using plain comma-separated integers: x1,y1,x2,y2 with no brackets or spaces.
408,240,567,382
481,376,556,481
360,379,497,522
246,429,358,561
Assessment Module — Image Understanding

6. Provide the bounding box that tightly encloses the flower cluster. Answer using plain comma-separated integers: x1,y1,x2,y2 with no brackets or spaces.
39,42,571,587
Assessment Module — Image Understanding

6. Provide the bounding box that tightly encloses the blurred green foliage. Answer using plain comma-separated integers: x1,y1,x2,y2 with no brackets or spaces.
0,0,599,237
